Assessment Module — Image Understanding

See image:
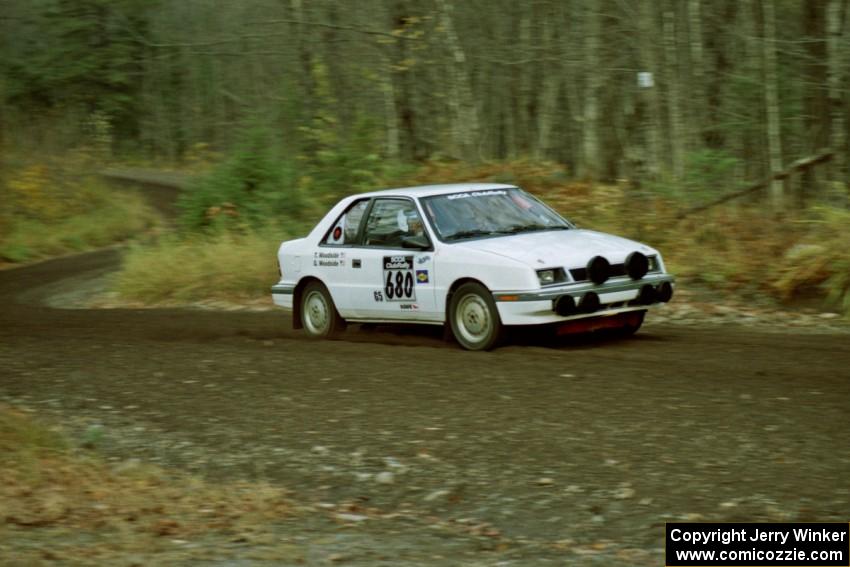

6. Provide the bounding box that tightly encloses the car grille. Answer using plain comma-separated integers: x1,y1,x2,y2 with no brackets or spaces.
570,263,626,282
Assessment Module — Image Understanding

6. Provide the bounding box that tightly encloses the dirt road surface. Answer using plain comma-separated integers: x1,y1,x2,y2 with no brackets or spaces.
2,246,849,565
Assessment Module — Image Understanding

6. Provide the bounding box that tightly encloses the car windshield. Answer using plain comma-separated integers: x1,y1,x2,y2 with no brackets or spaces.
421,188,572,242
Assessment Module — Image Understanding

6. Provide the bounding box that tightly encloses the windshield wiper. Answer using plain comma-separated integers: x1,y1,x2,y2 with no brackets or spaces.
494,223,569,235
444,229,494,241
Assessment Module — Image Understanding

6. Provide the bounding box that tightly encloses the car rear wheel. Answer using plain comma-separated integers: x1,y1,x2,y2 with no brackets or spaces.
449,282,504,351
301,281,346,339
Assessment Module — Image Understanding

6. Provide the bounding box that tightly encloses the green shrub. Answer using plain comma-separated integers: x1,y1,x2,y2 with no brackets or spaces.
177,121,396,235
177,127,305,233
645,149,743,200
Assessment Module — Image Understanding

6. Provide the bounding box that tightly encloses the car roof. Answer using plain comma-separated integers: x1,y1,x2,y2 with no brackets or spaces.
356,183,518,199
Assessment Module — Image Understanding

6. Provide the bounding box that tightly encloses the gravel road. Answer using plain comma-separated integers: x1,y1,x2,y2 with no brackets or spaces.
2,248,849,565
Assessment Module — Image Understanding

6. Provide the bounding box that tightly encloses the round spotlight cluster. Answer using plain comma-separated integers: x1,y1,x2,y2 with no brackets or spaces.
554,295,577,316
637,284,657,305
586,256,610,285
625,251,649,280
579,291,600,313
657,281,673,302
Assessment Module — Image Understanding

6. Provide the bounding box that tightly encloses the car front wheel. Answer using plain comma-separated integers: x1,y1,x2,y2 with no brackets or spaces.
301,281,346,339
449,282,504,351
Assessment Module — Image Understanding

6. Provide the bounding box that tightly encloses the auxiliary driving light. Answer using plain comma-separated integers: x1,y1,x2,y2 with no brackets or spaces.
656,281,673,303
625,251,649,280
578,291,600,313
586,256,610,285
636,284,657,305
554,295,577,316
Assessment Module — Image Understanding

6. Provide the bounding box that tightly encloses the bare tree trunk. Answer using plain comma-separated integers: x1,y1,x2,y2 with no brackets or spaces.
503,88,516,159
827,0,848,184
799,2,829,203
516,8,533,154
290,0,315,121
687,0,706,146
380,67,400,160
558,2,582,171
391,1,423,161
535,3,560,160
435,0,479,161
663,6,684,179
737,0,761,181
580,6,601,179
638,2,663,177
761,0,785,209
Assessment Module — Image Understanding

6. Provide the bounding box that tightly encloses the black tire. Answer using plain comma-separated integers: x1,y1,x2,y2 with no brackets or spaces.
300,281,346,339
448,282,504,351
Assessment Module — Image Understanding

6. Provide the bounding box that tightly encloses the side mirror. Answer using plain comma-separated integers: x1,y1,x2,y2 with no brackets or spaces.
401,235,430,250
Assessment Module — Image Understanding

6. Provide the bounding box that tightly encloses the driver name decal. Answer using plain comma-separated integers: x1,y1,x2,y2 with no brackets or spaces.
314,251,344,267
383,255,415,301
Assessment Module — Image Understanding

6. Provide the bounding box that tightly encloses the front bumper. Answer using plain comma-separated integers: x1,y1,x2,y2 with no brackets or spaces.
492,272,675,326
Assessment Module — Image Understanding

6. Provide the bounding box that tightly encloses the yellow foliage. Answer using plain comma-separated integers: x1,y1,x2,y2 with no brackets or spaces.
0,158,160,263
772,207,850,311
6,164,65,221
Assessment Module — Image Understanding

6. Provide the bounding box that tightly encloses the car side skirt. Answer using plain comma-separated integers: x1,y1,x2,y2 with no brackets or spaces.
345,318,444,326
271,283,295,309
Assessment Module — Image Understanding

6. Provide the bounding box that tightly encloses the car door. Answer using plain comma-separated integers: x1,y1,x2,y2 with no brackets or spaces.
343,198,439,321
313,198,370,317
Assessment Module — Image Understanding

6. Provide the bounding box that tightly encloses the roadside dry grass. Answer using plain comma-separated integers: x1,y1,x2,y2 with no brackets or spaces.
0,157,160,266
114,229,281,303
0,195,158,265
0,405,295,565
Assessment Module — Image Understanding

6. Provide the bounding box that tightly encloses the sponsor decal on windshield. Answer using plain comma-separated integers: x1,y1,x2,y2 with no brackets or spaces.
446,190,507,200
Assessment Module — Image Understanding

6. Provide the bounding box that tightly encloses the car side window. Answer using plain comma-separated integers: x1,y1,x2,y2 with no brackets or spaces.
322,199,369,245
363,199,426,248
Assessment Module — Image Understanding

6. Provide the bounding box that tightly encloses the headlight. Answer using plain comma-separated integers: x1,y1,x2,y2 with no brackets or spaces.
647,255,660,272
537,268,566,286
537,269,555,285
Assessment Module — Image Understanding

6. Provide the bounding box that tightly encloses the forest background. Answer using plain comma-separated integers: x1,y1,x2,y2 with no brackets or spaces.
1,0,848,312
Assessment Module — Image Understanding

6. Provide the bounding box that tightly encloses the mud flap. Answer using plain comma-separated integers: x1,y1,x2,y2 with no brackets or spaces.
556,311,644,336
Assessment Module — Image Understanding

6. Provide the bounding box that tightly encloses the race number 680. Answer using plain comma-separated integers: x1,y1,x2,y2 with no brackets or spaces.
385,270,414,300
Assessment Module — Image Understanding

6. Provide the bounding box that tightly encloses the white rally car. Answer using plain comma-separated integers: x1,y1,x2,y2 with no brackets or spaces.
272,183,674,350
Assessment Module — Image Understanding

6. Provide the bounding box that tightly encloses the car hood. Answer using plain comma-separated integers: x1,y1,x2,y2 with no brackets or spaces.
456,229,657,269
